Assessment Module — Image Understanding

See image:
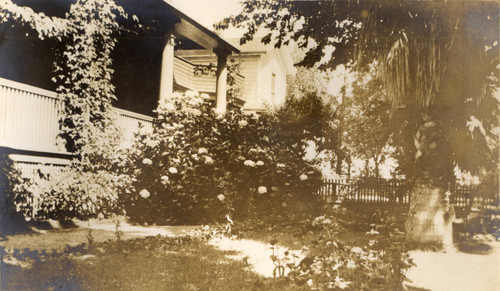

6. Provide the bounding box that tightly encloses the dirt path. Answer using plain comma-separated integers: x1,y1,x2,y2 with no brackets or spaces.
209,236,305,278
406,244,500,291
0,219,198,252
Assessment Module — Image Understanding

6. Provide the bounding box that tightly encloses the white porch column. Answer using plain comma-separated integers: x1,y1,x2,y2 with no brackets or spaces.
214,50,229,114
159,32,176,103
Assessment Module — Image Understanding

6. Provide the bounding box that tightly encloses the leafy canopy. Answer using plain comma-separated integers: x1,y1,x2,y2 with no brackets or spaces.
220,0,499,180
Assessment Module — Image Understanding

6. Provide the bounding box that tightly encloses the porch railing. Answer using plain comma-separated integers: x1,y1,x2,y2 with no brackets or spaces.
0,77,153,155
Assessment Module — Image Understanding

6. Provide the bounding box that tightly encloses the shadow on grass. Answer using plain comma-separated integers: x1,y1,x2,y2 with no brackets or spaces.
456,241,493,255
405,285,432,291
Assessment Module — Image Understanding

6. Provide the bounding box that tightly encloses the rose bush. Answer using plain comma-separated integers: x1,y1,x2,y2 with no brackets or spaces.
121,91,322,224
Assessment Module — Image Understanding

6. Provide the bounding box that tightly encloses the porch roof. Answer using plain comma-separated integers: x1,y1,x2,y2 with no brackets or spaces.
164,1,240,54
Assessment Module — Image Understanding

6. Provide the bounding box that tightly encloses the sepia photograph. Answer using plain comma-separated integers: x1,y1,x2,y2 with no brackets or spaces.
0,0,499,290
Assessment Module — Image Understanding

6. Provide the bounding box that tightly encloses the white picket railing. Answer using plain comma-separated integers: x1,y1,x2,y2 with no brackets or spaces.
0,78,63,153
0,77,153,155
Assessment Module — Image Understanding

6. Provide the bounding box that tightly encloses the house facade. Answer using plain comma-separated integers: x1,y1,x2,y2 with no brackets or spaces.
177,37,296,112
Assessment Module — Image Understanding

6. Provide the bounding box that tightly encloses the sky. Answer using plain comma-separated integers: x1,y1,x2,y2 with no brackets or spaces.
168,0,245,37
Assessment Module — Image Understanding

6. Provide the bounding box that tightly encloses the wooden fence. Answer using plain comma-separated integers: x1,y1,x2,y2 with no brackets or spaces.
317,179,499,211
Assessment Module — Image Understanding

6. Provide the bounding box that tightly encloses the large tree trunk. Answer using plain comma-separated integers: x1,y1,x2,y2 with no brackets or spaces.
405,118,455,249
405,184,454,248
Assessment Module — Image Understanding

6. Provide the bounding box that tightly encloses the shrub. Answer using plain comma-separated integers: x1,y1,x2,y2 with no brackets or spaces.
7,117,134,221
121,91,322,225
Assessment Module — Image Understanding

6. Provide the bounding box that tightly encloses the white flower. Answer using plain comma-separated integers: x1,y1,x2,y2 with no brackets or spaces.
204,156,214,165
351,247,364,255
244,160,256,167
262,136,269,142
161,175,169,185
238,120,248,127
277,163,286,168
191,109,202,116
217,194,225,201
322,218,332,225
256,160,265,166
145,139,159,148
139,189,150,198
346,259,356,269
366,229,379,235
142,158,153,165
168,167,178,174
198,147,208,155
200,93,210,99
258,186,267,194
300,174,308,181
185,90,195,98
164,102,175,111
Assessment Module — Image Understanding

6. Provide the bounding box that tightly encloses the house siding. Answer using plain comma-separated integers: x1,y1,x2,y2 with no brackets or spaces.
257,50,288,110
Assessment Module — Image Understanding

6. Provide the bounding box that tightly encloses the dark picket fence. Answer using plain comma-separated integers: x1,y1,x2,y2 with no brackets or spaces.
317,179,499,211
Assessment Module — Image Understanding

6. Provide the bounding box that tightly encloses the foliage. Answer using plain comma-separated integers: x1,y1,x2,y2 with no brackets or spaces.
0,1,138,220
284,209,413,290
459,210,500,240
220,0,499,181
11,164,133,221
278,67,338,156
221,0,499,246
120,91,322,225
193,58,244,104
232,204,414,290
338,64,395,178
0,151,30,234
226,58,244,105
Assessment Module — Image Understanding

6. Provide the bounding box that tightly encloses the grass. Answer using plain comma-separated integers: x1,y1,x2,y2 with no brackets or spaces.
2,236,306,290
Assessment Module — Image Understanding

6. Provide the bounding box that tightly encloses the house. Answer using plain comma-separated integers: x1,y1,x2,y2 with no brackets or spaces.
177,37,296,112
0,0,242,171
0,0,298,186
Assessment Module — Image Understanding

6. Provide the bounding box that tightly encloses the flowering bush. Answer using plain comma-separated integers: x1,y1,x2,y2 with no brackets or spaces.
121,91,321,224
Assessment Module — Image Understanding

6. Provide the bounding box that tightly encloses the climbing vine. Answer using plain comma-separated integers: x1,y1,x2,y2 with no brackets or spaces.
0,0,137,220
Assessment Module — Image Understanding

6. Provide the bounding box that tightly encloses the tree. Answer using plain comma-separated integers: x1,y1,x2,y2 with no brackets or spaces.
220,0,499,247
340,66,393,178
277,66,338,158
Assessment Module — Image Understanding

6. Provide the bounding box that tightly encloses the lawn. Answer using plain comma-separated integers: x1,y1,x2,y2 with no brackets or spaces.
1,236,304,290
2,204,498,290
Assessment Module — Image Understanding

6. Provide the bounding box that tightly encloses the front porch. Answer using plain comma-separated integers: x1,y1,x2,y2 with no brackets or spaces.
0,0,244,175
